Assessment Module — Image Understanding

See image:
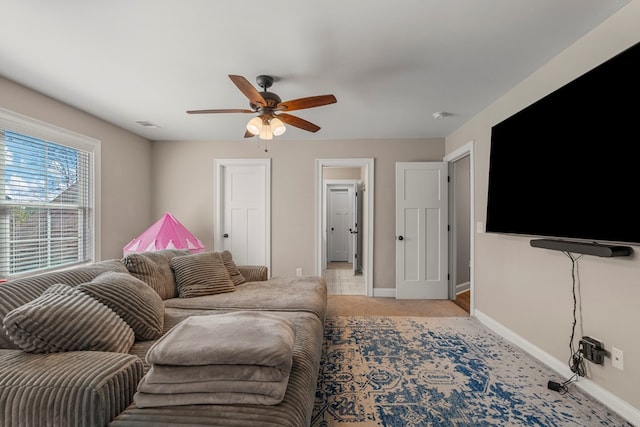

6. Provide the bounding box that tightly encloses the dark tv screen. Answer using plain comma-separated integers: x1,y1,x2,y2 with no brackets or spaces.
486,41,640,246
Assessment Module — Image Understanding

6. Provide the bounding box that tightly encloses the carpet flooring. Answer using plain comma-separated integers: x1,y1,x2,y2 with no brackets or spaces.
327,295,468,317
312,316,630,427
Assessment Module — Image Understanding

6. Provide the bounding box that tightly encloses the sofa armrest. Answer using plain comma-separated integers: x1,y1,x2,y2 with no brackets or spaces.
237,265,268,282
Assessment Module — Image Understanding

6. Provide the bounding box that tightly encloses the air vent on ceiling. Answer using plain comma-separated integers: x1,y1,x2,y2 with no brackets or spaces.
136,120,160,128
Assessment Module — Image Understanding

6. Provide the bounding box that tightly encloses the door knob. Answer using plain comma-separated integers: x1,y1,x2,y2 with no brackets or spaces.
397,235,404,241
223,233,229,238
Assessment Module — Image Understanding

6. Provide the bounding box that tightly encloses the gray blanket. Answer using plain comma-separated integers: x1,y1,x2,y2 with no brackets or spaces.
145,311,296,371
137,374,289,395
134,387,285,407
136,311,296,407
145,363,286,383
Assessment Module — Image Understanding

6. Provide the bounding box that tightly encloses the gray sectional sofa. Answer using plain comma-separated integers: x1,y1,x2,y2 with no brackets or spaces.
0,249,327,427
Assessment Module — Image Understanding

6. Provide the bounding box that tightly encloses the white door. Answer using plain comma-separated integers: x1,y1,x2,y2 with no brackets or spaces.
352,183,362,274
396,162,448,299
214,159,270,272
328,187,351,262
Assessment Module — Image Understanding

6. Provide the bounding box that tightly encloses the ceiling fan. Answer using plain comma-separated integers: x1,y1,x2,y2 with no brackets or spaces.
187,75,337,139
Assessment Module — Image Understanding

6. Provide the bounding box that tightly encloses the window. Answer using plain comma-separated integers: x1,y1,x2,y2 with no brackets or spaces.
0,109,100,280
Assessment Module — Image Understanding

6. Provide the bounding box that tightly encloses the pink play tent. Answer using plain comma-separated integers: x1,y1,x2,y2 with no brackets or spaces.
123,212,205,256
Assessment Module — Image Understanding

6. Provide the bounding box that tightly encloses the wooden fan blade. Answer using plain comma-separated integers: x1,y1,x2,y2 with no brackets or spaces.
186,108,254,114
277,94,336,112
244,129,256,138
229,75,266,107
277,113,321,133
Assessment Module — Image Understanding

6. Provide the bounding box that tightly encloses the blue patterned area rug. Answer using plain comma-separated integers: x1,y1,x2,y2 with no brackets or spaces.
312,316,630,427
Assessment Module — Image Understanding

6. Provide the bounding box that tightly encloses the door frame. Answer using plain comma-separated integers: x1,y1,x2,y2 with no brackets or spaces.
213,158,271,274
443,140,475,315
315,158,374,296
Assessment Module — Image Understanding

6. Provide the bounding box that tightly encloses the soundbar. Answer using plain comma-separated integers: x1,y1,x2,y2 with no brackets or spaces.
530,239,633,257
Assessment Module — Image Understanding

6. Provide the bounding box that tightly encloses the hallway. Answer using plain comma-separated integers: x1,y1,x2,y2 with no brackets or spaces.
322,262,365,295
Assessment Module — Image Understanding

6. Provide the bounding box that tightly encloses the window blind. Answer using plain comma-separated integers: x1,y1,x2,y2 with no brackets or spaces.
0,115,96,280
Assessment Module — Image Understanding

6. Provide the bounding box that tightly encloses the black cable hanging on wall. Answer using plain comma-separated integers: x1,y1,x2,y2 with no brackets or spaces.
548,251,586,394
564,251,586,378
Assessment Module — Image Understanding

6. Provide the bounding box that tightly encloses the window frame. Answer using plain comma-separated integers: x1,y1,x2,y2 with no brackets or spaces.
0,108,101,280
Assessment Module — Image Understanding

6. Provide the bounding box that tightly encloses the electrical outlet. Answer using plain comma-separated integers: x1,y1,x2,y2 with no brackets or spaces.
296,268,303,277
580,336,605,364
476,221,485,233
612,347,624,371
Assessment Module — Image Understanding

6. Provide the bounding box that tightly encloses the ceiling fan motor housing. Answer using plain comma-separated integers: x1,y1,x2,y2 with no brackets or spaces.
251,91,281,110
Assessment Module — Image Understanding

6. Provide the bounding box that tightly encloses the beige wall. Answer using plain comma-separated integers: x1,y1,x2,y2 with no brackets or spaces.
446,0,640,412
151,138,444,288
323,167,362,180
0,76,154,260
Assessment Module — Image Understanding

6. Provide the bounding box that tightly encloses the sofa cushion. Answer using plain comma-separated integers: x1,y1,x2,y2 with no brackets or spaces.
2,283,134,353
0,349,144,426
77,271,165,341
170,252,236,298
220,250,246,285
164,276,328,321
121,249,189,300
0,259,129,349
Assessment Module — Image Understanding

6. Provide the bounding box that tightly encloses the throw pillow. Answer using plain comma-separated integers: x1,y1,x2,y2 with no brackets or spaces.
77,271,165,341
0,259,133,350
220,250,246,286
2,283,134,354
121,249,189,300
170,252,236,298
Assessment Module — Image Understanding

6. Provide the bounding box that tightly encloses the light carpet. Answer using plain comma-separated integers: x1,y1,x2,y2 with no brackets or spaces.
312,316,630,427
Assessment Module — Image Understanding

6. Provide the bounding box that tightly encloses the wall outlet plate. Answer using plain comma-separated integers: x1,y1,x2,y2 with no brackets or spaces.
612,347,624,371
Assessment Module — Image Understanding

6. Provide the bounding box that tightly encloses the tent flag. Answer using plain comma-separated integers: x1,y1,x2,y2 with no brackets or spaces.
123,212,205,255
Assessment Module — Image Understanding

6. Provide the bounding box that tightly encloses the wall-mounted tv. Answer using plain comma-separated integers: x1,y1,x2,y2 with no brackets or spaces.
486,41,640,247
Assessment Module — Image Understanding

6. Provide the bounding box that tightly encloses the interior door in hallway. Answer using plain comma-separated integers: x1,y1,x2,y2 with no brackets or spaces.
328,186,352,262
352,182,362,275
214,159,270,272
395,162,448,299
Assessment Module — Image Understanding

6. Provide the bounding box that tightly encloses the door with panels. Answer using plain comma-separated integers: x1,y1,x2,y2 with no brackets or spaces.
214,159,270,273
396,162,448,299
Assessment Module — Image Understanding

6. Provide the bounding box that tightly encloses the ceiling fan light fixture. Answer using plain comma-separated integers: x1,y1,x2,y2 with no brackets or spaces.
271,117,286,136
259,123,273,140
246,116,262,135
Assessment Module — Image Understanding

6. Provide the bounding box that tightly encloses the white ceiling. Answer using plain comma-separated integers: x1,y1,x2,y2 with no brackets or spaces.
0,0,630,142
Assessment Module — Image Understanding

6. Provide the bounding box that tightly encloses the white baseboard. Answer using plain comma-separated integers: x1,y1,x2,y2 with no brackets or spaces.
456,281,470,294
474,310,640,426
372,287,396,298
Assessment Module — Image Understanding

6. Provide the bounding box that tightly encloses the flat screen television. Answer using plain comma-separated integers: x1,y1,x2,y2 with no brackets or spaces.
486,41,640,248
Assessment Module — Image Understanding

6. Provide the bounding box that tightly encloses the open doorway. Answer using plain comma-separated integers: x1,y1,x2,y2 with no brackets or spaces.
325,179,362,294
444,141,475,314
316,159,374,296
